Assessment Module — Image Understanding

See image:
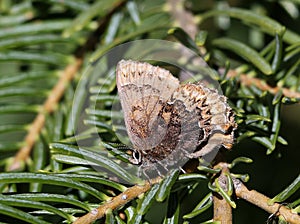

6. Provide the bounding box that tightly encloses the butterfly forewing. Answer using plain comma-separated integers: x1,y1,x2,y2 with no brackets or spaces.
116,60,180,150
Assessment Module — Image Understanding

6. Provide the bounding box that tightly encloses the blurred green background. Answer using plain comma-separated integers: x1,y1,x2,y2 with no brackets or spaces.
0,0,299,223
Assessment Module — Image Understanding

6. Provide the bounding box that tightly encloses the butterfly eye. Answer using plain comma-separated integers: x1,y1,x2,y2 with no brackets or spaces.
131,150,142,165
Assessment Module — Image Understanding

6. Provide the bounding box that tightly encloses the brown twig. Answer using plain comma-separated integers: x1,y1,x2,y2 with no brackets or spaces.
234,178,300,224
213,163,232,224
213,192,232,224
73,177,161,224
9,58,83,171
167,0,198,38
227,70,300,99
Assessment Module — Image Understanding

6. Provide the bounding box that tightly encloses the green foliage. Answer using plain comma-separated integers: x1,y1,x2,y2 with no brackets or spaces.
0,0,299,223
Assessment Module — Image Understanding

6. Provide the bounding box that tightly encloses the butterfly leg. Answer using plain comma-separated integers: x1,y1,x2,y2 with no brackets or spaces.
179,167,186,173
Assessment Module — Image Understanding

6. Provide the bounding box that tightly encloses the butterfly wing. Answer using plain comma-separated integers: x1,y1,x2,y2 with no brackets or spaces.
139,83,207,164
162,83,236,160
141,82,236,165
116,60,180,151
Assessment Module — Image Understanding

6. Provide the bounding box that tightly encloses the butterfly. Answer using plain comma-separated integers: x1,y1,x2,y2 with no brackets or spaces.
116,60,236,177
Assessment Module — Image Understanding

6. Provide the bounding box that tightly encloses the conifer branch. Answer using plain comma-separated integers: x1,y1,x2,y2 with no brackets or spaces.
234,178,300,224
227,70,300,99
73,178,162,224
9,58,83,171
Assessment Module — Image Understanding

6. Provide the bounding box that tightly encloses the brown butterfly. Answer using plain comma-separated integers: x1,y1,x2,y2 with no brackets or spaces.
116,60,236,177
